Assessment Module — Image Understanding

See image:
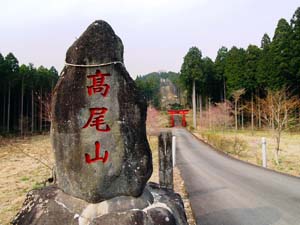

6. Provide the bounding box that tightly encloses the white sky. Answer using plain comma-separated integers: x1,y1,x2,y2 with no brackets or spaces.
0,0,299,78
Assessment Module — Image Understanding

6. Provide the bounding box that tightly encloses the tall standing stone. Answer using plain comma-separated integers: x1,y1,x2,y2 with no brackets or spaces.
51,20,152,203
158,132,173,189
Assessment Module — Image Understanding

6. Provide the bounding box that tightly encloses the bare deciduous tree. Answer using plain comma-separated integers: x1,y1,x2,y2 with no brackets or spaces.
260,89,299,164
201,101,233,130
146,106,161,139
232,89,245,130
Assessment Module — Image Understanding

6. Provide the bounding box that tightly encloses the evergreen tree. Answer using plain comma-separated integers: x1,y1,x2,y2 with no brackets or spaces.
215,46,228,101
224,47,246,98
5,53,19,74
180,47,204,96
257,33,276,92
271,18,293,90
180,47,204,128
290,7,300,93
202,57,219,102
244,44,261,97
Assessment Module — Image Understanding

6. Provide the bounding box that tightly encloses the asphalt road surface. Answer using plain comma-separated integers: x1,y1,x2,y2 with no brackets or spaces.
174,128,300,225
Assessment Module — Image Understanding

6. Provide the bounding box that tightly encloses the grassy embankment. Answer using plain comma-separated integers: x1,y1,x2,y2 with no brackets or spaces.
185,111,300,177
0,135,54,225
194,130,300,176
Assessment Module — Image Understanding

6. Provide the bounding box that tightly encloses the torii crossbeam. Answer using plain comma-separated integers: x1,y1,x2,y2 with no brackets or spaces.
167,110,189,127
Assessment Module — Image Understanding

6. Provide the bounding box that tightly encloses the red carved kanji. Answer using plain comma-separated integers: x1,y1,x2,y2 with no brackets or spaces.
87,69,111,97
85,141,109,164
83,107,111,132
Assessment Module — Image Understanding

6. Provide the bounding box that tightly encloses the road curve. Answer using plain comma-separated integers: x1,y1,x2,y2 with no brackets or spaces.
174,128,300,225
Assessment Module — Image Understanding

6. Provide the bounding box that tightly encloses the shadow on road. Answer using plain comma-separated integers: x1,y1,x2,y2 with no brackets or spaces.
199,207,281,225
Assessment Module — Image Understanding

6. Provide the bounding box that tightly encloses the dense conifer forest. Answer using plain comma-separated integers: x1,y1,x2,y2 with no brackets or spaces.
0,52,58,135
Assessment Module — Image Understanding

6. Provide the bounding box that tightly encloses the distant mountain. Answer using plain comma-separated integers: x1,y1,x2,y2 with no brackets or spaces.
135,71,180,109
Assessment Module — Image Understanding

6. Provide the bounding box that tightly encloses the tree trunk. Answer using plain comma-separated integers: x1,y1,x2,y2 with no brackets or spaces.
235,99,238,130
224,101,228,130
26,96,29,134
299,107,300,125
7,82,11,133
20,76,24,136
40,87,43,133
2,89,6,132
178,87,180,102
199,95,202,128
274,132,281,165
284,92,288,129
258,98,261,129
241,108,244,130
272,112,274,129
223,78,226,102
192,80,196,129
208,97,211,130
220,85,223,102
51,79,54,91
251,93,254,134
31,90,34,134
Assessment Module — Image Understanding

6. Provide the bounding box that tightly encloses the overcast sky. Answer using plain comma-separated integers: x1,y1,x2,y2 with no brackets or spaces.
1,0,299,78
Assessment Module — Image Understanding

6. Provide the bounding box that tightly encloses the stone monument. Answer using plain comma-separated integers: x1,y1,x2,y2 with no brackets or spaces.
51,20,152,203
12,20,188,225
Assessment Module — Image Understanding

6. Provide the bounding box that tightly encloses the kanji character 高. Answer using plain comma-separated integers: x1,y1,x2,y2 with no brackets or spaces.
86,69,111,97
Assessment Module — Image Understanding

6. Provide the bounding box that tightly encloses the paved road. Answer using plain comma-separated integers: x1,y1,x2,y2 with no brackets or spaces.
174,128,300,225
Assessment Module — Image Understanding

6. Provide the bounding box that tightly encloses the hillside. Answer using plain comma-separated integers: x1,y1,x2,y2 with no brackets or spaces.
135,71,181,109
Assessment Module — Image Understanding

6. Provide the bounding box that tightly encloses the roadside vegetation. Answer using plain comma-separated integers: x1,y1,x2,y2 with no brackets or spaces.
182,105,300,177
194,129,300,177
175,7,300,177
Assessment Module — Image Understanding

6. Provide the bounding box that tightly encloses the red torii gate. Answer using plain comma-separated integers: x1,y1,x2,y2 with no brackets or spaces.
167,110,189,127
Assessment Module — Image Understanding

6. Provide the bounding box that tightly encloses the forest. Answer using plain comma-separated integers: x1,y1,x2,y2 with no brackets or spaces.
0,52,59,135
181,7,300,100
137,7,300,132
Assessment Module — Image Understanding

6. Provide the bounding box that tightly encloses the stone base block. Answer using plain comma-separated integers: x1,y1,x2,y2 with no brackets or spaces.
12,183,188,225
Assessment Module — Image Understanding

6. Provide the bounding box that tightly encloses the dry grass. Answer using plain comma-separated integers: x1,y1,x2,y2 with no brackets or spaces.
194,129,300,177
148,135,159,183
0,135,54,225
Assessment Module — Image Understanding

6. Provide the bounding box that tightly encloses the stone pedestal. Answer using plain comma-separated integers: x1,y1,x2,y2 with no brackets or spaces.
12,183,188,225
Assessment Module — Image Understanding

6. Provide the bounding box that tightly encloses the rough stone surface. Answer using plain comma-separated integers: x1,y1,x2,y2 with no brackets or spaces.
91,210,151,225
51,20,152,203
11,186,77,225
12,184,188,225
158,132,173,189
147,207,176,225
147,182,188,225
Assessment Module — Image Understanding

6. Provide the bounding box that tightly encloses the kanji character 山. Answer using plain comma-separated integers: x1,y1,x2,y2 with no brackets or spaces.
85,141,109,164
